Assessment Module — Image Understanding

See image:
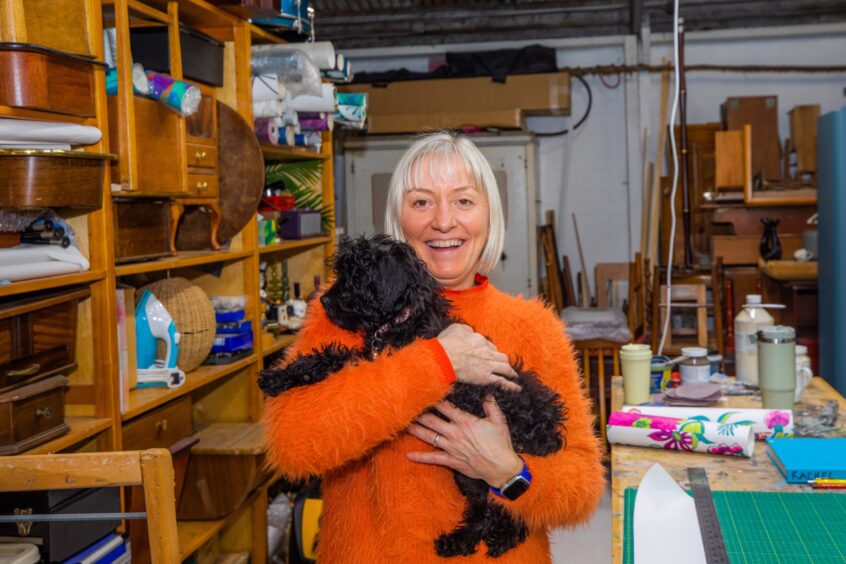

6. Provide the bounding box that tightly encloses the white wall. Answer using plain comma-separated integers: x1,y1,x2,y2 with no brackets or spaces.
341,22,846,292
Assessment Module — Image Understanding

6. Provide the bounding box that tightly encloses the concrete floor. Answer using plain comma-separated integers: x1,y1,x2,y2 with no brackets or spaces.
549,486,612,564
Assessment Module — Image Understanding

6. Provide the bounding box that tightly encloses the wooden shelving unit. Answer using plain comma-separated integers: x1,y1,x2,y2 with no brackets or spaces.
2,2,335,562
0,270,107,299
122,355,257,421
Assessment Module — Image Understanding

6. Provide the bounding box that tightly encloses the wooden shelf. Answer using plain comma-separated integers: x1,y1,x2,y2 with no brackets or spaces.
0,270,106,299
177,473,273,560
261,145,330,162
0,105,99,125
115,249,253,276
122,355,257,421
177,519,226,561
250,24,287,45
258,235,331,256
25,417,113,455
262,332,297,357
135,0,237,39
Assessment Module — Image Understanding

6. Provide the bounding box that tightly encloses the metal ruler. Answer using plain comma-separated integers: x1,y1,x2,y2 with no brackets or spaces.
687,467,731,564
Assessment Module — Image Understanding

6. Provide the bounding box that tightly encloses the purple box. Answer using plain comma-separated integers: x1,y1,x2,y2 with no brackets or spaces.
278,210,322,239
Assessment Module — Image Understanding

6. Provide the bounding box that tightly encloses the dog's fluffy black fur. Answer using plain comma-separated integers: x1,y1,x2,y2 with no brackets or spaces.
259,234,567,558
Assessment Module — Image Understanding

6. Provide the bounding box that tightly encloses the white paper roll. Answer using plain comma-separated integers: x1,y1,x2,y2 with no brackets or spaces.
281,125,296,146
621,405,794,440
289,83,336,113
253,100,284,118
0,118,102,149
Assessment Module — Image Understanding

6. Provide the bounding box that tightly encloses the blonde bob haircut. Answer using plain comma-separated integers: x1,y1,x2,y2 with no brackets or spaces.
384,132,505,275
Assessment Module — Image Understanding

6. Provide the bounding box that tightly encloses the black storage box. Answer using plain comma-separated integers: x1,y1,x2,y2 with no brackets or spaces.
130,25,224,86
0,487,120,562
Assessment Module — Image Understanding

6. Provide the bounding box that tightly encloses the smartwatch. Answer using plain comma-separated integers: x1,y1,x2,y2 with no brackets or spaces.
490,457,532,501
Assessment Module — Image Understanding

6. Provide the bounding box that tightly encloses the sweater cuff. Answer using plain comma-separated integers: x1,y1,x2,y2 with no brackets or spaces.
424,338,456,384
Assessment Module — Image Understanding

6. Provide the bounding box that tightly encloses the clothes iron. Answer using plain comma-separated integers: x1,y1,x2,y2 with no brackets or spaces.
136,289,186,388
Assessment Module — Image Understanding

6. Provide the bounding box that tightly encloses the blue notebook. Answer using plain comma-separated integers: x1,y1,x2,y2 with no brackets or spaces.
766,437,846,483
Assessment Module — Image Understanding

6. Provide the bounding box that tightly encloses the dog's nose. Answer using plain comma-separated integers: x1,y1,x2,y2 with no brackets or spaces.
320,294,331,310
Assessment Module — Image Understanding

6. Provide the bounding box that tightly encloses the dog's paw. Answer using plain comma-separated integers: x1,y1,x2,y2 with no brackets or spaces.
435,531,479,557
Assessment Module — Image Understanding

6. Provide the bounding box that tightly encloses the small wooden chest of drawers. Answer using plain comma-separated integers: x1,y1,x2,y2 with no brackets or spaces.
0,375,68,455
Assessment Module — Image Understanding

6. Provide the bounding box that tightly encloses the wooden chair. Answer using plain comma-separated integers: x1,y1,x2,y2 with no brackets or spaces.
627,252,648,340
575,339,621,446
651,259,725,359
0,449,179,563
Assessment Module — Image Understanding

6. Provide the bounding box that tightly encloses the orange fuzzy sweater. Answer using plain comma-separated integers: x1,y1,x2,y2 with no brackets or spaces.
264,276,605,563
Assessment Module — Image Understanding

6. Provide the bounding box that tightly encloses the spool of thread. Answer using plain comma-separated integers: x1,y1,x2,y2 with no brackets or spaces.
255,117,280,145
294,131,322,148
146,71,201,116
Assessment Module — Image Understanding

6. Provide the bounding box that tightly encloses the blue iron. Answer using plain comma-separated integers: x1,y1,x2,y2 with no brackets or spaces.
135,290,185,388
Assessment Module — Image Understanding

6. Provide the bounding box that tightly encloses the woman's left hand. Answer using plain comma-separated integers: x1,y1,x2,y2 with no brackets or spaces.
407,395,524,489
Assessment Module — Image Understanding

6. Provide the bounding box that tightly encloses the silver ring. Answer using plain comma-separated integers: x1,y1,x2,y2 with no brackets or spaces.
433,433,441,448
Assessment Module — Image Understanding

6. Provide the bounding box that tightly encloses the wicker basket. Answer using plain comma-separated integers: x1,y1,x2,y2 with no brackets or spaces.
139,277,216,373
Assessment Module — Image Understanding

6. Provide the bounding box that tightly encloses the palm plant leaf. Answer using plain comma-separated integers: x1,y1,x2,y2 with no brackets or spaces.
265,161,333,231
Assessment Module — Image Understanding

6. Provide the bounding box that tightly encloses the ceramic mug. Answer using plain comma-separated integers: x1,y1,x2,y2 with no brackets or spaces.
794,364,813,402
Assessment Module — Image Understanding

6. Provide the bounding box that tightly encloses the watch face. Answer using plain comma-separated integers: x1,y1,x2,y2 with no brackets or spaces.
502,476,531,501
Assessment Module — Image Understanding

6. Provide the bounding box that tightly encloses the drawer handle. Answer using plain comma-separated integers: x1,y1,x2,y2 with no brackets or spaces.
196,181,209,192
155,419,169,433
195,150,207,161
36,407,52,420
7,363,41,377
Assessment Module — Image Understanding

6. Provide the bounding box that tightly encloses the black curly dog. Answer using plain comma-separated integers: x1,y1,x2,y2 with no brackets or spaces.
259,234,567,558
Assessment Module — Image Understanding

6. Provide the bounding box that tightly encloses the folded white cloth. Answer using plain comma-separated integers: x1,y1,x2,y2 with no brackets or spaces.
0,244,89,282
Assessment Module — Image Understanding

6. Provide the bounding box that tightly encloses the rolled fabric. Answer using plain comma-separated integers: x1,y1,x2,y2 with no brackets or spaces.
289,83,336,113
255,117,280,145
0,118,102,148
146,71,200,116
279,125,297,146
252,73,285,103
280,109,299,132
607,410,756,457
299,114,333,132
254,41,336,70
334,103,366,123
621,405,793,440
336,92,367,108
250,48,322,98
253,99,284,119
294,131,322,148
105,63,150,96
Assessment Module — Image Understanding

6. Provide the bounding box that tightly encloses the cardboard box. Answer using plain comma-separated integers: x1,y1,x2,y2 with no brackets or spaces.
343,72,570,134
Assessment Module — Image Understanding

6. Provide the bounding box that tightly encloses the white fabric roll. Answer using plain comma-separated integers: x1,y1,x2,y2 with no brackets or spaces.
252,73,284,103
0,245,89,282
289,83,336,113
281,125,296,146
252,100,284,118
0,118,102,149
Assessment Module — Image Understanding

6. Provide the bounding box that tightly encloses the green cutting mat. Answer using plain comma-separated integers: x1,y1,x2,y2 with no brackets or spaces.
623,488,846,564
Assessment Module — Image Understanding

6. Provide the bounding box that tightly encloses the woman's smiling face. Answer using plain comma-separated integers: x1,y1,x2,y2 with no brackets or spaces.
399,154,490,290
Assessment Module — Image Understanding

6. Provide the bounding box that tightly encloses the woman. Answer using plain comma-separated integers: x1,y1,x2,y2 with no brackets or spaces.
264,132,605,563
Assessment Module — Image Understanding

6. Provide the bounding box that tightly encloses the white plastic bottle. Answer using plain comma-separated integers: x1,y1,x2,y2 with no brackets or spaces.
734,294,775,385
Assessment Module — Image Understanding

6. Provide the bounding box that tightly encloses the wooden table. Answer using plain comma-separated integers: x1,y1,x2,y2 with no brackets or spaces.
609,376,846,563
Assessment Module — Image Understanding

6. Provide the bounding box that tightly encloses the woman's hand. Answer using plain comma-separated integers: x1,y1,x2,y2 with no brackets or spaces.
437,324,520,392
407,396,524,489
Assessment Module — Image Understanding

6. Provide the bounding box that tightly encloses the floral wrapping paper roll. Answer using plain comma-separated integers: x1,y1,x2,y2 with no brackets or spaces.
607,411,756,457
620,405,793,439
